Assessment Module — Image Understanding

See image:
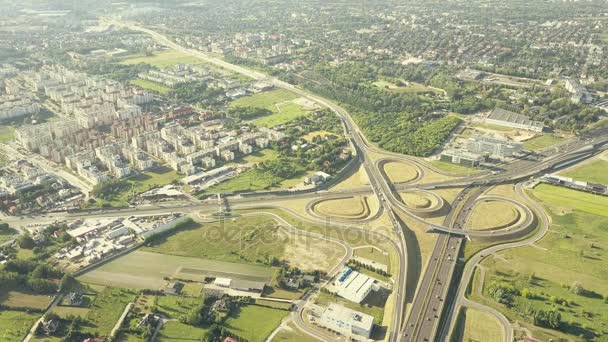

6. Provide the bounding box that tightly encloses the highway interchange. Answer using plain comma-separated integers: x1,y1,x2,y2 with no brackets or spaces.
6,18,608,342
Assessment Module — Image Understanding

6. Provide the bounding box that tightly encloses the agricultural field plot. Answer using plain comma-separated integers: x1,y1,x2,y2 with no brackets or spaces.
560,158,608,185
314,196,371,220
156,295,205,318
523,134,565,151
452,307,504,342
224,305,288,342
0,291,54,310
129,79,171,94
121,49,206,68
78,250,276,290
0,310,41,342
157,321,210,342
383,162,419,184
143,215,343,272
467,201,520,230
230,89,317,127
81,287,137,336
470,184,608,340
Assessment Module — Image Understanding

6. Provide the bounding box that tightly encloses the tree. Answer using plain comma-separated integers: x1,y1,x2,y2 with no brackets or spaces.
0,222,9,231
59,274,78,292
18,234,35,249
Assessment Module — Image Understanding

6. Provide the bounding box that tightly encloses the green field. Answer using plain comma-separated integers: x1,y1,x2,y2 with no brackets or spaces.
430,160,479,175
470,185,608,340
121,49,206,68
225,305,288,342
228,149,280,167
0,227,17,244
560,159,608,184
143,216,286,264
82,287,136,336
271,322,319,342
95,166,181,207
202,169,302,195
532,184,608,217
157,321,210,342
523,134,565,151
229,89,312,127
0,310,41,342
130,79,170,94
78,250,276,290
0,125,15,143
452,307,504,342
156,295,205,319
0,291,53,310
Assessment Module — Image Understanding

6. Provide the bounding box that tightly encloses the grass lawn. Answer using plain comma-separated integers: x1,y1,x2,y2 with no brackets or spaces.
157,321,210,342
560,159,608,184
383,162,419,184
0,125,15,143
354,247,390,269
0,310,41,342
79,250,276,290
315,196,370,219
271,322,320,342
467,201,519,230
532,184,608,217
253,102,309,127
0,291,53,310
452,307,503,342
228,149,279,167
130,79,170,94
225,305,288,342
230,89,311,127
52,306,91,318
181,282,204,297
255,299,292,310
82,287,137,336
121,49,206,68
429,160,479,175
523,134,565,151
156,295,204,319
470,184,608,340
263,287,306,300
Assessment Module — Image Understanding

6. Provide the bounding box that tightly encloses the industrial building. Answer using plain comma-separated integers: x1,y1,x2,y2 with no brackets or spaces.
333,267,380,304
439,149,484,167
319,303,374,339
485,108,544,132
466,135,523,158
